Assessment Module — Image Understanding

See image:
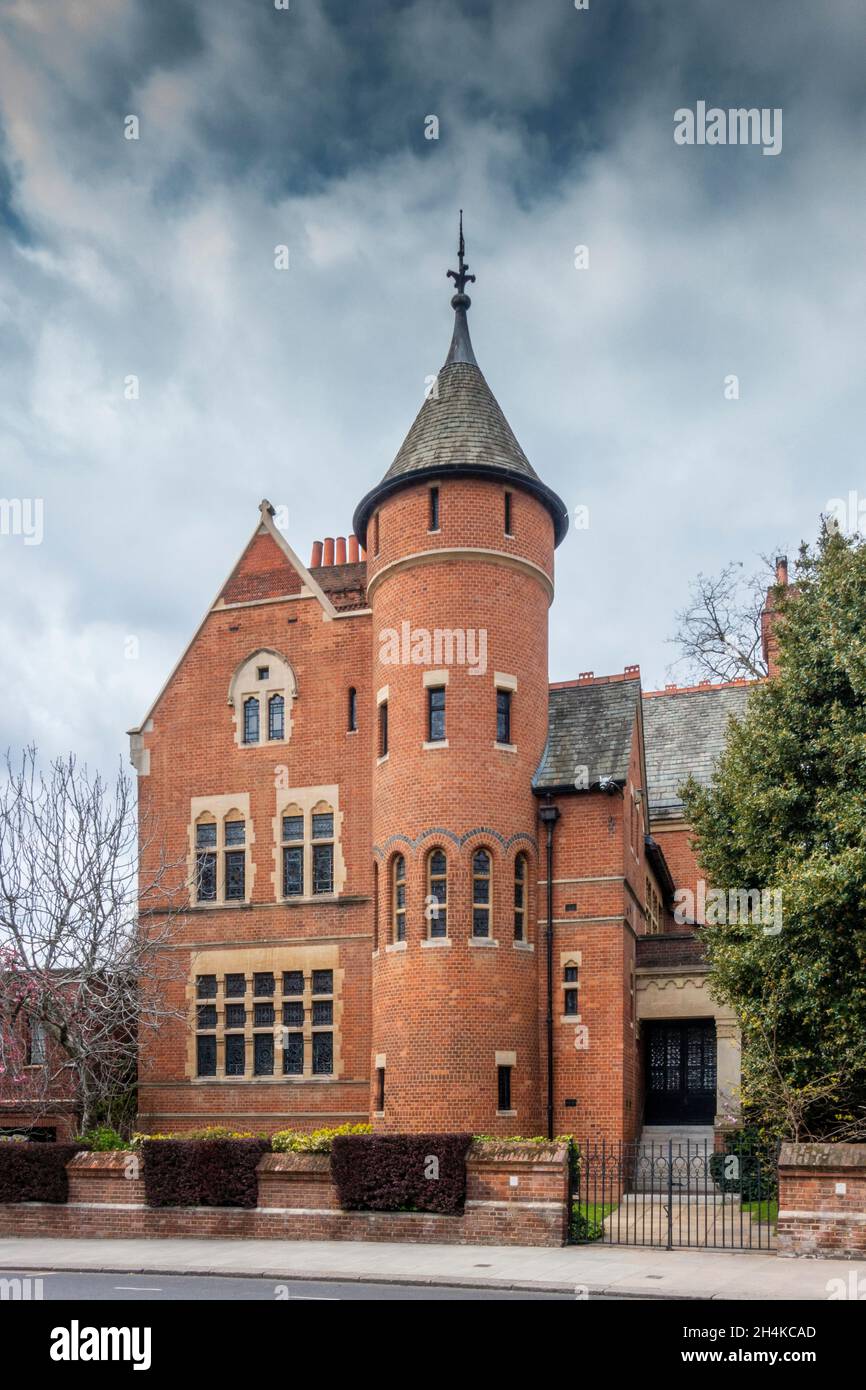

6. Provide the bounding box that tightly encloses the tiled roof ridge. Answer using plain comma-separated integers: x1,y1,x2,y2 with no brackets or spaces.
643,676,765,699
550,666,641,691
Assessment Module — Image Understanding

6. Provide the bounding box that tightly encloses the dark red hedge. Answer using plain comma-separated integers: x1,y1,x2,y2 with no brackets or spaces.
0,1143,86,1204
330,1133,473,1214
142,1139,270,1208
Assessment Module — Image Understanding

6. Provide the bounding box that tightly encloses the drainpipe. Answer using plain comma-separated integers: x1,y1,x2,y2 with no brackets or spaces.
539,799,560,1141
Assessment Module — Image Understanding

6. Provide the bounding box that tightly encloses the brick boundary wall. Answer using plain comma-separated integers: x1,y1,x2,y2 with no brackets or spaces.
0,1141,570,1248
778,1143,866,1258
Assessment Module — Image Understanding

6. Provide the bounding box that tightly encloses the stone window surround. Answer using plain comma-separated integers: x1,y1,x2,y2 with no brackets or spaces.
189,794,255,906
186,944,343,1082
271,784,346,902
228,649,297,749
559,948,582,1024
495,1049,517,1117
372,841,535,950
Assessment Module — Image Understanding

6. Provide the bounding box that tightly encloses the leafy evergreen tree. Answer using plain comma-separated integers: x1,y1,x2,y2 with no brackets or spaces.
682,529,866,1141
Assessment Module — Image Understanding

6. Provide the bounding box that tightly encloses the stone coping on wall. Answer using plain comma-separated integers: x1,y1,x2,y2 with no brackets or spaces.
778,1141,866,1259
780,1142,866,1170
0,1140,571,1249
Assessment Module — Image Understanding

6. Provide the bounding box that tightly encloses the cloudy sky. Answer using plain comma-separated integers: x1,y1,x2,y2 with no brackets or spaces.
1,0,864,776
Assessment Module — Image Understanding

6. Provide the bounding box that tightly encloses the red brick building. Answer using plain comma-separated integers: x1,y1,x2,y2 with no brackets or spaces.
131,247,771,1147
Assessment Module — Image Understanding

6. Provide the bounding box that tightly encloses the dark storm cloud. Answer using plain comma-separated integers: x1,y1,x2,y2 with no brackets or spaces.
0,0,864,770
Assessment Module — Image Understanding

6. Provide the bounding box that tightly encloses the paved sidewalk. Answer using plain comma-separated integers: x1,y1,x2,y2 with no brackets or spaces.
0,1236,861,1299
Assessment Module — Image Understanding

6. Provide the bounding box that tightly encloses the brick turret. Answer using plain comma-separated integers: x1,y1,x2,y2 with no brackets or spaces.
353,230,568,1133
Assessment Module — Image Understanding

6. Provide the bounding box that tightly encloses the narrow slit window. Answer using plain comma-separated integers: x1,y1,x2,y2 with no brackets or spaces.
496,688,512,744
504,490,513,536
429,485,440,531
376,1066,385,1112
427,686,446,742
379,700,388,757
497,1064,512,1111
348,687,358,732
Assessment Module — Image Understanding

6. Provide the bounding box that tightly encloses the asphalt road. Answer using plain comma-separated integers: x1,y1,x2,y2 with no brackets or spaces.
1,1270,585,1300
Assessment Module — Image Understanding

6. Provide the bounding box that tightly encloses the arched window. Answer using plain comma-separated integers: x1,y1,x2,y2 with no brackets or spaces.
513,853,527,941
427,849,447,938
392,854,406,942
243,697,260,745
472,849,492,938
268,693,285,741
348,687,358,732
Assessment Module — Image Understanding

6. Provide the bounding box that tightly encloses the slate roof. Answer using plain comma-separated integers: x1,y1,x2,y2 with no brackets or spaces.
642,684,753,821
353,304,568,546
533,678,642,791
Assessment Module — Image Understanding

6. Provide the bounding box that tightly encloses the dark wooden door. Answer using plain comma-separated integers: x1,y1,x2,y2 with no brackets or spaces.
644,1020,716,1124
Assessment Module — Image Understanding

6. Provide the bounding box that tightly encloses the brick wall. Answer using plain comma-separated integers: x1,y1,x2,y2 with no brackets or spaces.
778,1142,866,1258
0,1142,570,1248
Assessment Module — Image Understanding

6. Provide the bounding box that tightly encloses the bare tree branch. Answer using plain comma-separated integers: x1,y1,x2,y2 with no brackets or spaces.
667,554,784,683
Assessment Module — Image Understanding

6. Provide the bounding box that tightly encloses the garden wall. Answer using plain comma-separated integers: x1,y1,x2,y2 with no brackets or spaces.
0,1141,570,1248
778,1142,866,1258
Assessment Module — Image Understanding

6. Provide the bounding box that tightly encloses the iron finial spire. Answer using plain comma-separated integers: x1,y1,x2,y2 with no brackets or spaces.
446,209,476,305
444,211,478,367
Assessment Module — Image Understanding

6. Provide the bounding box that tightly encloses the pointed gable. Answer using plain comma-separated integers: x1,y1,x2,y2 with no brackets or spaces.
219,528,303,606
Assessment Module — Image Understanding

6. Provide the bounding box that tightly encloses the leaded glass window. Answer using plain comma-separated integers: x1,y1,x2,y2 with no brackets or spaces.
283,1032,303,1075
225,1004,245,1029
312,970,333,995
513,853,527,941
225,1034,245,1076
196,822,217,848
472,849,492,937
282,970,303,995
254,1032,274,1076
496,688,512,744
197,1005,217,1029
392,855,406,942
225,849,245,900
196,851,217,902
313,843,334,895
283,846,303,897
225,973,246,998
243,697,260,744
196,975,217,999
312,1031,333,1075
197,1034,217,1077
282,1001,303,1027
312,812,333,839
253,972,275,997
427,849,447,937
254,1002,275,1027
312,1000,333,1026
268,693,285,741
224,819,245,846
427,686,446,742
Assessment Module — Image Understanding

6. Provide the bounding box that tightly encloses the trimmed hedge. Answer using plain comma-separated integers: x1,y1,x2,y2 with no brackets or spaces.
142,1138,270,1208
331,1133,473,1215
0,1143,85,1204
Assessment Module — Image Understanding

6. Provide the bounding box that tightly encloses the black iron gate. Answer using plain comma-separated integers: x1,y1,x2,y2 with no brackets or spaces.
572,1136,778,1249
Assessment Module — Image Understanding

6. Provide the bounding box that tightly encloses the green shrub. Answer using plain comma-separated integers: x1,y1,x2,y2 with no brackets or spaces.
271,1123,371,1153
132,1125,263,1145
76,1126,128,1152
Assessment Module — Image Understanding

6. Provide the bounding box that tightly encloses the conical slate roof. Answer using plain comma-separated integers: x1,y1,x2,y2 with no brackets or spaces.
353,266,568,547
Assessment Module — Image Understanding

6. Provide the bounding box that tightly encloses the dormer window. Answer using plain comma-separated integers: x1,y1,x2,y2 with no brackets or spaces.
243,697,260,744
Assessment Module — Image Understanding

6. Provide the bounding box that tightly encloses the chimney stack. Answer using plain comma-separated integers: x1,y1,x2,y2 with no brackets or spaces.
310,540,323,567
335,536,347,565
776,555,788,586
348,534,359,563
323,537,335,566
